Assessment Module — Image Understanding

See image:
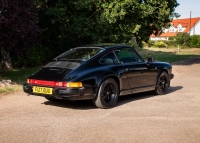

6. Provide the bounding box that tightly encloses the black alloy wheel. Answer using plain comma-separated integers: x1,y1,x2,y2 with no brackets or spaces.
155,71,169,95
93,78,119,108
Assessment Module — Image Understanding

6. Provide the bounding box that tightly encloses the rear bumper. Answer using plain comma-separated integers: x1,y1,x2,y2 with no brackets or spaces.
23,84,96,100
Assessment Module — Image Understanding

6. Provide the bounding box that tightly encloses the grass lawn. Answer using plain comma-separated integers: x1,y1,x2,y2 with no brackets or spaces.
0,67,40,95
0,86,22,94
0,67,40,84
0,47,200,94
137,47,200,63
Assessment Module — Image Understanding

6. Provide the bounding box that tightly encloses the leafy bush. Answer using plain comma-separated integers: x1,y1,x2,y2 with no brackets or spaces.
168,36,175,41
154,41,167,48
147,40,168,48
146,34,200,49
151,41,167,48
147,40,155,47
176,33,190,47
12,46,46,68
165,40,177,47
190,35,200,48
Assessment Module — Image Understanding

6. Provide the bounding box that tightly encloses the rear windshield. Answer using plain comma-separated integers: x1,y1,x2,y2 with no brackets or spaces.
55,47,104,62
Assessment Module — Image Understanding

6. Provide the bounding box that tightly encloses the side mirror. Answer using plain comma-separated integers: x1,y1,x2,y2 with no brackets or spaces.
147,57,153,62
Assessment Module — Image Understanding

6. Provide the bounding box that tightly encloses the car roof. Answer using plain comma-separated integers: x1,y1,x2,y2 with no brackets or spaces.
76,44,132,50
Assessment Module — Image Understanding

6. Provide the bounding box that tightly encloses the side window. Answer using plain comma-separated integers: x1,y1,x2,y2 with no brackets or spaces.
114,48,143,63
99,52,118,64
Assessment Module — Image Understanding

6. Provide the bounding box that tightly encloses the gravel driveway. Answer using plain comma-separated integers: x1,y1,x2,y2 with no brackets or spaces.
0,58,200,143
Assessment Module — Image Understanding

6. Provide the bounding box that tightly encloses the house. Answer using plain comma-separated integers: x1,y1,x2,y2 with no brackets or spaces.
150,17,200,41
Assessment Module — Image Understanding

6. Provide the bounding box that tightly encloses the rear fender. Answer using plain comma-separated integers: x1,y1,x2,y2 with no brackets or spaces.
95,74,120,98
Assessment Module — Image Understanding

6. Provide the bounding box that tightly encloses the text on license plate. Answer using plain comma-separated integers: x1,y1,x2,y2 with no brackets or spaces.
33,86,53,95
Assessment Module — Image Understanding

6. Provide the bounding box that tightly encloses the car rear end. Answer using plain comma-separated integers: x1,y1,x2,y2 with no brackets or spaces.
23,79,90,100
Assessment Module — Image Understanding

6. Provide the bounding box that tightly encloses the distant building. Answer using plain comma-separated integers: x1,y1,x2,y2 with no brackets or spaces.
150,17,200,41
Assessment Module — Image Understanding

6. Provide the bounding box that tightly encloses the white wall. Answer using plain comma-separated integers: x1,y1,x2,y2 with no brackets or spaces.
189,20,200,35
150,37,168,41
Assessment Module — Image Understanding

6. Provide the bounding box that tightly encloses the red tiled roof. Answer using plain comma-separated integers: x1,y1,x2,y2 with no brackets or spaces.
151,17,200,37
151,32,177,37
180,23,188,27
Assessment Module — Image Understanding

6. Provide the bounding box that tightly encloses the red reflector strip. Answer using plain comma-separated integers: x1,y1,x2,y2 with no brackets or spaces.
36,80,55,86
27,79,67,87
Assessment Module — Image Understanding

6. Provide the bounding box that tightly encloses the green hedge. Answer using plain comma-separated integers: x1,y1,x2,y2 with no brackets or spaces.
190,35,200,48
147,33,200,48
147,40,177,48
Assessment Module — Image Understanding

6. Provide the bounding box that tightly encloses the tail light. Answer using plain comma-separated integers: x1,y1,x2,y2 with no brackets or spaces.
27,79,82,88
67,82,83,88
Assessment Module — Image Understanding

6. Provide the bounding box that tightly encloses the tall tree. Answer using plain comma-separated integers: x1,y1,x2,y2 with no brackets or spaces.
38,0,179,54
98,0,180,46
0,0,41,70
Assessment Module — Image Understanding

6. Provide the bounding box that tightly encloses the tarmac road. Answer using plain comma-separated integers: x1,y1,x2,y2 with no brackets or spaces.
0,58,200,143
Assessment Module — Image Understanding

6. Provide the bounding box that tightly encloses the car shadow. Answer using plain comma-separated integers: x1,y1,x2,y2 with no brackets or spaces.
43,86,183,109
116,86,183,107
167,86,183,93
43,99,96,110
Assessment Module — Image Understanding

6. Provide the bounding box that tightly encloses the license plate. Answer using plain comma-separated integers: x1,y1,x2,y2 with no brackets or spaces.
33,86,53,95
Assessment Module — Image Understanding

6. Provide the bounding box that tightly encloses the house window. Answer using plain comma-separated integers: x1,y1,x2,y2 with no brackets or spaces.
169,27,174,33
162,28,165,33
178,28,183,32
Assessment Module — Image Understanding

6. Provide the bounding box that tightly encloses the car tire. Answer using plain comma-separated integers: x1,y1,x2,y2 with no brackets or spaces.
45,96,60,102
93,78,119,109
155,71,169,95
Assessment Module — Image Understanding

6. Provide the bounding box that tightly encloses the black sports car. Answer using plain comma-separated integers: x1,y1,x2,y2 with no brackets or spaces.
23,44,174,108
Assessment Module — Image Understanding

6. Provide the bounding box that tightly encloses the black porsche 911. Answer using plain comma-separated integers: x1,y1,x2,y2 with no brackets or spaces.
23,44,174,108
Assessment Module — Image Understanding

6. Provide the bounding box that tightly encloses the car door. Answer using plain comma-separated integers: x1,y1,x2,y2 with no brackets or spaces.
99,51,130,93
114,47,157,90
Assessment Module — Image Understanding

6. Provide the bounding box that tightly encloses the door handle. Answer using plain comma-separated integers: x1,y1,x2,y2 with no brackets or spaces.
146,62,150,66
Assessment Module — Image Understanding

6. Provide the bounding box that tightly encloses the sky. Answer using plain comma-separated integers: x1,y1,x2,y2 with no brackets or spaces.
175,0,200,19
